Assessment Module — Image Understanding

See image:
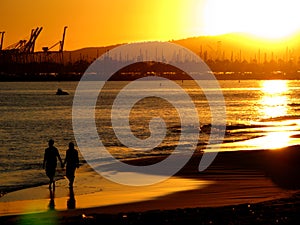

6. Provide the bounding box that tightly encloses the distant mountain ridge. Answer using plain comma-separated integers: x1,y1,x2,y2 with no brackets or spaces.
66,32,300,63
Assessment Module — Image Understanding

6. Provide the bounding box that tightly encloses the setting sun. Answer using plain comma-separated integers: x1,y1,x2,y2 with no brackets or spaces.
203,0,300,40
1,0,300,49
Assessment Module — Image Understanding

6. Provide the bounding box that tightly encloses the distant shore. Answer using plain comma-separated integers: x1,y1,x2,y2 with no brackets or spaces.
1,146,300,224
1,71,300,82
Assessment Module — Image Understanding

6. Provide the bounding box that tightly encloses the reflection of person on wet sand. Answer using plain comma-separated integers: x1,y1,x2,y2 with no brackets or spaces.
43,139,63,190
48,188,55,210
67,187,76,209
64,142,79,188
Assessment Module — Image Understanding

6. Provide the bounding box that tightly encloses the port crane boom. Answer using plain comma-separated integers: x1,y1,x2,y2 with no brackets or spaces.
0,32,4,50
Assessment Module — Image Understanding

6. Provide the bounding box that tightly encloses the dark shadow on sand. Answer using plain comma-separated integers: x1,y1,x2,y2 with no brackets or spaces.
264,146,300,190
92,145,300,191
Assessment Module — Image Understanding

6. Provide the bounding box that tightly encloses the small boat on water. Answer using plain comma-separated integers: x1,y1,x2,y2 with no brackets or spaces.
56,88,69,95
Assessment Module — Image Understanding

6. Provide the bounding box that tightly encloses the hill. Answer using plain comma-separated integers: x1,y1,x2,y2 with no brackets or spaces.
68,32,300,64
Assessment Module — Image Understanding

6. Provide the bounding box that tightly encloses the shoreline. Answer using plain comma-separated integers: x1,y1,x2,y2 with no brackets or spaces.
1,146,300,224
1,73,300,82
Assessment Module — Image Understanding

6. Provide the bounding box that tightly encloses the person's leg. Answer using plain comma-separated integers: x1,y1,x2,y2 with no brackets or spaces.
69,176,74,187
53,180,56,192
66,175,74,187
49,176,53,189
66,167,75,187
47,167,56,190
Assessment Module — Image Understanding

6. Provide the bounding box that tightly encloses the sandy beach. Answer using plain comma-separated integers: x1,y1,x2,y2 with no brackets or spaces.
1,146,300,224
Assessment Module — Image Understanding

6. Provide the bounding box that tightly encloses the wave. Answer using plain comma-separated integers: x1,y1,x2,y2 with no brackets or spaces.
0,181,49,197
259,115,300,122
290,134,300,139
0,160,86,196
200,123,269,134
288,103,300,107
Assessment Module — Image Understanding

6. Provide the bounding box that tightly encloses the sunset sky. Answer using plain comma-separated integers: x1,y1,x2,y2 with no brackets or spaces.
1,0,300,50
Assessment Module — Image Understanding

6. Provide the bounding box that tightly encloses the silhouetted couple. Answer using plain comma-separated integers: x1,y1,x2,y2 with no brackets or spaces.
43,139,79,190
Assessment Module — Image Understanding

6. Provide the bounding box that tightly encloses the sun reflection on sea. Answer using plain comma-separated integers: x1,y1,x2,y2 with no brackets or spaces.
260,95,288,119
246,80,298,150
245,132,291,150
261,80,288,95
219,80,300,151
259,80,288,119
252,80,292,149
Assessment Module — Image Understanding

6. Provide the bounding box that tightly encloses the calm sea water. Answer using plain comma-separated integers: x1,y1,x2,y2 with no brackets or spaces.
1,80,300,193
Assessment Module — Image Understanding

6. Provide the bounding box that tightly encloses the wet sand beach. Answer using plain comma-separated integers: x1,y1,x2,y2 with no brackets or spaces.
1,146,300,224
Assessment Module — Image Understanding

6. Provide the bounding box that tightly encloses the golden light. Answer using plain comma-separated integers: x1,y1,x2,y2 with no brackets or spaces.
218,80,297,152
260,96,288,119
247,132,291,150
203,0,300,40
261,80,288,95
259,80,288,119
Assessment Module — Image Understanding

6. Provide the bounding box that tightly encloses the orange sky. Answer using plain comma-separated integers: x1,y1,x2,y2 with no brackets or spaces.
1,0,299,50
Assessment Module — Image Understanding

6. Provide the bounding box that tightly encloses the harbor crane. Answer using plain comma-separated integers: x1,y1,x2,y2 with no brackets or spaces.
0,32,4,50
41,26,67,64
42,26,67,53
22,27,43,53
4,27,43,53
0,26,68,67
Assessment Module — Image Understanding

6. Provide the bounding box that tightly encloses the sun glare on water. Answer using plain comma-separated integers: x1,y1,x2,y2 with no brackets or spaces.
260,80,288,119
203,0,300,40
239,81,294,150
262,80,288,95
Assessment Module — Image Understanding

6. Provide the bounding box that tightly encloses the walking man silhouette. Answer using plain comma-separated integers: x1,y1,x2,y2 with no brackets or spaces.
64,142,79,188
43,139,63,190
